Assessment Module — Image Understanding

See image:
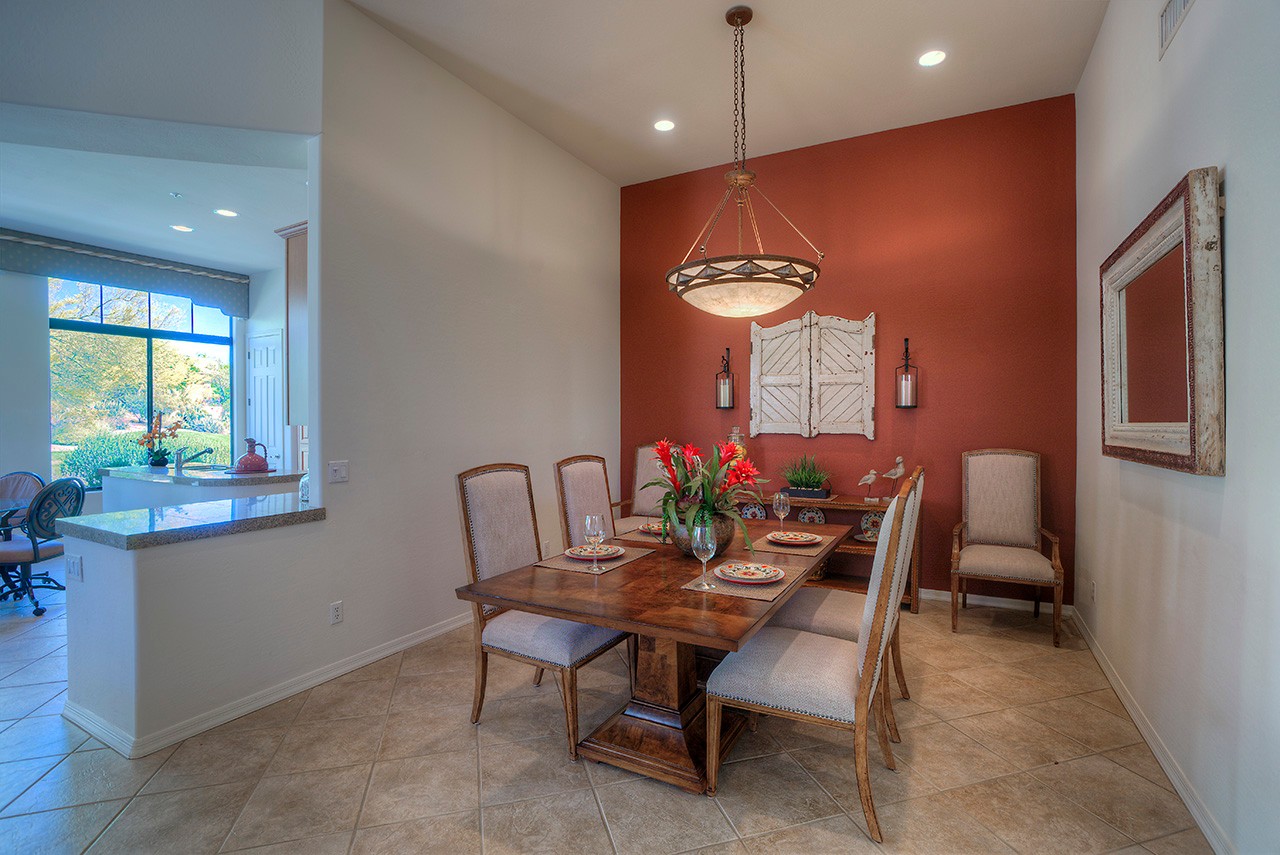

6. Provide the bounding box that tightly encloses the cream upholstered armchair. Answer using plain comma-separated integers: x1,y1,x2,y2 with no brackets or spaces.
951,449,1064,646
554,455,642,547
457,463,630,759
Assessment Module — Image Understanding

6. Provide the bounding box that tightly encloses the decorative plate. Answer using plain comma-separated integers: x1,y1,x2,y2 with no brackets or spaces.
565,544,625,561
714,562,784,585
638,521,666,535
741,502,767,520
860,511,885,539
853,533,878,543
797,507,826,525
765,531,822,546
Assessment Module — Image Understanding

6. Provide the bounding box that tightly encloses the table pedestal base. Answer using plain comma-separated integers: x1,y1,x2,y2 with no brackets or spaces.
577,635,747,793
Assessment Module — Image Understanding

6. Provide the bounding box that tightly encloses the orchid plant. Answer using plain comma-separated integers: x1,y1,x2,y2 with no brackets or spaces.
137,412,183,466
643,439,767,549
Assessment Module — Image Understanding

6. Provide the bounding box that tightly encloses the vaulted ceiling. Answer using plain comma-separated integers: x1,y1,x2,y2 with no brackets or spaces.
353,0,1109,185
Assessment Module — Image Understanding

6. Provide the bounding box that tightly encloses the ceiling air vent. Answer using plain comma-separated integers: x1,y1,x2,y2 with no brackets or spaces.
1159,0,1195,59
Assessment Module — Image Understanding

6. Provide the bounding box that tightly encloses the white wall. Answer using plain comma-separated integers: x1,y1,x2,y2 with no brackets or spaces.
1074,2,1280,852
0,0,321,135
302,0,620,653
0,272,51,480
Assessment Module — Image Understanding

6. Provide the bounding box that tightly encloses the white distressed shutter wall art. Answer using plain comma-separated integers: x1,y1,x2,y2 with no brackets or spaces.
749,315,811,436
749,310,876,439
811,312,876,439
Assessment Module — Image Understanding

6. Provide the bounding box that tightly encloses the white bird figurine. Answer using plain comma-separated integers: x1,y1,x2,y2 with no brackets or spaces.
858,469,878,498
881,457,906,495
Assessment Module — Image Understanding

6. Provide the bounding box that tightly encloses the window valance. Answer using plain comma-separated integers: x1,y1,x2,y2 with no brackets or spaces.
0,228,249,318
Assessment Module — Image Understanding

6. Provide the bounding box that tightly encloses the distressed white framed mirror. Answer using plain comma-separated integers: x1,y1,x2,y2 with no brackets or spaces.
1100,166,1224,475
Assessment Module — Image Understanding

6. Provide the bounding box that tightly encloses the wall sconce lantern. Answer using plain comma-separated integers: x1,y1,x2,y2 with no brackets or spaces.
716,348,735,409
895,338,919,409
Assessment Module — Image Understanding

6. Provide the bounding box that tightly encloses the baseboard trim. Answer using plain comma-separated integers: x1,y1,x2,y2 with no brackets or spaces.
1073,613,1233,855
918,587,1076,616
66,611,472,759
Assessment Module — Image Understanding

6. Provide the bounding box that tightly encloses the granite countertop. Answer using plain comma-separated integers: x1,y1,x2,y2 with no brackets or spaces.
101,465,306,487
57,493,325,550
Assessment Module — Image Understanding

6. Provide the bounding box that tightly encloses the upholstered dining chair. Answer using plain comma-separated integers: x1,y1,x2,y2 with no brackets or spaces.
458,463,630,759
951,449,1064,646
766,467,924,744
0,477,83,616
706,476,919,843
0,471,44,540
554,455,643,547
615,442,664,525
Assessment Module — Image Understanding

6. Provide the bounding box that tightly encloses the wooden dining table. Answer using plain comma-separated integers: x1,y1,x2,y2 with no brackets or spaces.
455,518,853,793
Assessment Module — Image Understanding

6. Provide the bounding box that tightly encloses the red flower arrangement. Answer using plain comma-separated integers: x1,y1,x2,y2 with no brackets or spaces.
644,438,767,547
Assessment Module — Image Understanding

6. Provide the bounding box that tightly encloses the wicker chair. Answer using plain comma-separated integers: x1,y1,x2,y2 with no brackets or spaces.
951,449,1064,646
0,477,84,616
554,455,643,547
706,473,922,843
458,463,630,759
766,467,925,745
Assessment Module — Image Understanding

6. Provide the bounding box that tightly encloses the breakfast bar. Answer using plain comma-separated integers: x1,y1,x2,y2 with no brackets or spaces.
101,464,306,512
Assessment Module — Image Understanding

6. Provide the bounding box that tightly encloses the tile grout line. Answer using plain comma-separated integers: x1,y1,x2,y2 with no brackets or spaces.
342,680,396,855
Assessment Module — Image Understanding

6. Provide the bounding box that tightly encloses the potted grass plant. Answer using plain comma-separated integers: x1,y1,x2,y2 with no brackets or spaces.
781,455,831,500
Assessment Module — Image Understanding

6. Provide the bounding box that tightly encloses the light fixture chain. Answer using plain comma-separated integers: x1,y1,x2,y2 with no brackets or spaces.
739,19,746,169
737,23,747,170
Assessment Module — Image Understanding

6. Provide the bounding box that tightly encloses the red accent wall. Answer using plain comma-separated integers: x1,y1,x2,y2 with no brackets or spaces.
620,96,1077,601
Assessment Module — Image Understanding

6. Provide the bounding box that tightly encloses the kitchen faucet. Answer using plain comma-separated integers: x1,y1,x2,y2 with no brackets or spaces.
173,446,215,474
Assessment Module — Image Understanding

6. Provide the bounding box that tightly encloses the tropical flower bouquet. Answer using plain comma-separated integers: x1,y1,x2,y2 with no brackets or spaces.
644,439,766,556
138,413,183,467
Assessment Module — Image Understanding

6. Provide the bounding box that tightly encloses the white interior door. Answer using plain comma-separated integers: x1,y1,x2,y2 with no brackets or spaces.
247,331,285,468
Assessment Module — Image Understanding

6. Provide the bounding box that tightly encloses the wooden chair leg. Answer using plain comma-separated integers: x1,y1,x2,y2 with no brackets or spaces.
854,720,883,842
561,667,579,760
880,653,901,744
891,624,910,700
1052,584,1063,648
1033,587,1042,619
533,667,545,686
874,679,897,768
961,578,968,609
950,574,960,633
626,635,637,695
471,649,489,724
706,696,723,796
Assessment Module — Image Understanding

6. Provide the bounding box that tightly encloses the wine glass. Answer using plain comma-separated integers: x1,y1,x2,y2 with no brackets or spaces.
691,519,717,591
584,513,607,571
773,492,791,532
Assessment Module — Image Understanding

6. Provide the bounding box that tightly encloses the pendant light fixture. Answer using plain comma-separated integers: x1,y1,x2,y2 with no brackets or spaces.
666,6,824,319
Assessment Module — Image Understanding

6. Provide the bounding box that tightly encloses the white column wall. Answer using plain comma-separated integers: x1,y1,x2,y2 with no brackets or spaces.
0,271,51,480
1074,2,1280,851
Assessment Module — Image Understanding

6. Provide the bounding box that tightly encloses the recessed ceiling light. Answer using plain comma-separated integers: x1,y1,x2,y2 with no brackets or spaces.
214,209,239,217
170,225,194,232
918,50,946,67
654,119,675,132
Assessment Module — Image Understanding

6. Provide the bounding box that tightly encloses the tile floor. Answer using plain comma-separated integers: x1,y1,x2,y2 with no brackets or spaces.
0,562,1212,854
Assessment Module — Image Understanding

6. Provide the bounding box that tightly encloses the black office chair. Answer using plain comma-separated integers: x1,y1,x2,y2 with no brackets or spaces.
0,477,84,616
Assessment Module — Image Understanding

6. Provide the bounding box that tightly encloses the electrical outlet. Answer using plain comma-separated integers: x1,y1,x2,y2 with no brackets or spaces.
1091,580,1097,602
66,554,83,582
330,601,343,625
327,461,349,483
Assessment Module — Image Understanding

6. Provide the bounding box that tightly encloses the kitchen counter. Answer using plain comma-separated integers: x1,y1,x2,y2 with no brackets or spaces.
57,493,324,550
101,465,305,487
100,465,307,513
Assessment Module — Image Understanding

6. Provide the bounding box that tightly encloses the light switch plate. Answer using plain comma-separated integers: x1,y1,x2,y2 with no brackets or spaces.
66,554,83,582
327,460,349,483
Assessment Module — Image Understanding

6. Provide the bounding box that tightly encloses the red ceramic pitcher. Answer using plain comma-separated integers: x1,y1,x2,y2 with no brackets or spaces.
234,438,269,472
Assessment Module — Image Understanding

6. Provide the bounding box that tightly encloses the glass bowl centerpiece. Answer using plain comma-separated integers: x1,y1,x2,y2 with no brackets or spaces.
644,439,765,556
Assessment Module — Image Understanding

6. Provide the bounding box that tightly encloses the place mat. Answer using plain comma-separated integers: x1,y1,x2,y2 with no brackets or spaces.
680,562,802,602
535,546,655,575
613,527,671,545
748,533,833,557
